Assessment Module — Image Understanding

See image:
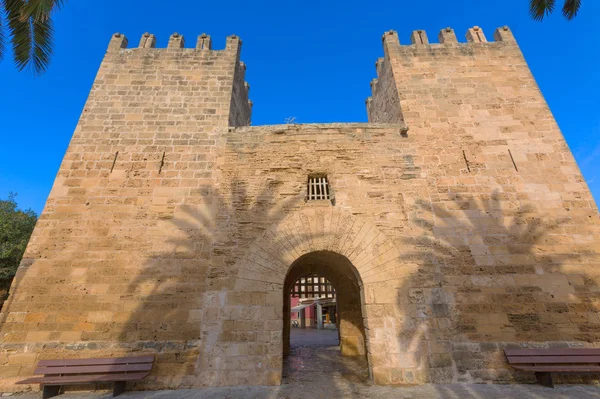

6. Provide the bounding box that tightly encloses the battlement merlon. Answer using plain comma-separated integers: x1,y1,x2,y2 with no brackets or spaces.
197,33,212,50
107,33,128,51
410,30,429,46
139,32,156,48
381,26,518,58
494,26,516,42
168,32,185,48
438,27,458,44
225,35,242,61
106,32,243,57
381,30,401,58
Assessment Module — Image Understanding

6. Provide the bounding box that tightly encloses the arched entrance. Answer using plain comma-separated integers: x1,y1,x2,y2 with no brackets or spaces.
282,251,369,383
198,208,408,386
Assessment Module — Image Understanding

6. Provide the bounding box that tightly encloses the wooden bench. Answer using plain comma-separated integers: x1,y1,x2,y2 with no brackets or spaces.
16,355,154,398
505,348,600,388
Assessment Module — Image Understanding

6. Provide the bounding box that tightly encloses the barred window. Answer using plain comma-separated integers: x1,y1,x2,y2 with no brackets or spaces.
307,176,330,200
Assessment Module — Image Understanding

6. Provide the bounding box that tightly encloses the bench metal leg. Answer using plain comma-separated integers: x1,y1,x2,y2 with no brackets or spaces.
42,385,61,399
535,372,554,388
113,381,126,397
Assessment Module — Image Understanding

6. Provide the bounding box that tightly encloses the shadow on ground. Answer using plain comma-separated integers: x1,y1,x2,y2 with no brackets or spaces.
283,328,369,397
8,383,600,399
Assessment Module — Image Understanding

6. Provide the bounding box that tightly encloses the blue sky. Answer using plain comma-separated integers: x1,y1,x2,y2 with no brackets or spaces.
0,0,598,214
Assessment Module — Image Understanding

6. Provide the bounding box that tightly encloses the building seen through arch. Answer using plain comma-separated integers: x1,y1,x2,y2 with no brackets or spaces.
0,25,599,393
290,274,336,330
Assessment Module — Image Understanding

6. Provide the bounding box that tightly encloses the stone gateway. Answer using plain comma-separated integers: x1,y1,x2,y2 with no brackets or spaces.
1,26,599,392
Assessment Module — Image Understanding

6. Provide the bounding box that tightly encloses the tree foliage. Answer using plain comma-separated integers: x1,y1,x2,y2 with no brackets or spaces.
530,0,582,21
0,0,65,75
0,193,37,281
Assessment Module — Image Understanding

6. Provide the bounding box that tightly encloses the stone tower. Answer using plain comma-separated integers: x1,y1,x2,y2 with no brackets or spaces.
1,26,599,391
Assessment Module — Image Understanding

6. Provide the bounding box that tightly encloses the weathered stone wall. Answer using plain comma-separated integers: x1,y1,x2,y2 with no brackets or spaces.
199,123,412,386
0,32,251,390
363,26,600,384
229,59,252,127
0,26,599,391
367,55,403,123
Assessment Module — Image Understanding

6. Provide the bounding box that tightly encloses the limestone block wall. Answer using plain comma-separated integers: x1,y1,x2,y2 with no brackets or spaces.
363,26,600,383
0,32,252,390
366,55,403,123
200,26,600,385
229,60,252,127
201,123,412,385
204,83,599,384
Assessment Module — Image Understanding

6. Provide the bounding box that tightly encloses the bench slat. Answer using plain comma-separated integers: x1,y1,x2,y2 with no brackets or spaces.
504,348,600,357
514,365,600,373
504,348,600,387
17,372,150,385
34,363,153,375
37,355,154,367
507,355,600,364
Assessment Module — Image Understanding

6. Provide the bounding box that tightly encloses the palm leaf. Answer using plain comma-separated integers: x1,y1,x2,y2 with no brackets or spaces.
4,0,55,75
5,0,32,71
30,15,52,74
562,0,581,19
529,0,556,20
22,0,66,22
0,7,5,62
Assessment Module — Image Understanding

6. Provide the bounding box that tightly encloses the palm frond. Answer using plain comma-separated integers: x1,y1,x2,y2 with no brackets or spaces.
30,15,52,74
5,0,32,71
529,0,556,21
562,0,581,19
22,0,66,22
4,0,54,75
0,8,5,62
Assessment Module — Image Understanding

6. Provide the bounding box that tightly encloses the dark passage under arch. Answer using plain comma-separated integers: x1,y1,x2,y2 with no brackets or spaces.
282,251,370,383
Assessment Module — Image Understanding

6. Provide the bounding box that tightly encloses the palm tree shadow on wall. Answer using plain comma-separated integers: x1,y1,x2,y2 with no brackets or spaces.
86,178,308,388
395,190,599,385
104,177,359,394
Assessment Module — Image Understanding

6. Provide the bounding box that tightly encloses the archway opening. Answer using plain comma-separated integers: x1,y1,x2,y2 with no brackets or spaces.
282,251,370,384
289,273,339,347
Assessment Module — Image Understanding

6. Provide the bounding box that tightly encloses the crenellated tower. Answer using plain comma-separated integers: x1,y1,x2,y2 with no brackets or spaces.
367,26,520,127
99,32,251,133
0,32,255,390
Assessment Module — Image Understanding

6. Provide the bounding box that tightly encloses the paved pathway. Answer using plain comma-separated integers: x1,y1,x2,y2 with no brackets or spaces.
7,383,600,399
285,327,369,386
289,327,339,346
6,330,600,398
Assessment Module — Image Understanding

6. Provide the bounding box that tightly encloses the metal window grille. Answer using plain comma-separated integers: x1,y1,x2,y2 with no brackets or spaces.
307,176,330,200
290,274,335,299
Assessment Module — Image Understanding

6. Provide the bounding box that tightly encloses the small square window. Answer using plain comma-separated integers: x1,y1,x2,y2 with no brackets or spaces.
307,176,330,201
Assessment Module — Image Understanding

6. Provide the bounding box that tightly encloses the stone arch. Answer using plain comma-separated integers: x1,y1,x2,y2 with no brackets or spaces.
283,251,366,358
199,207,407,386
234,207,403,288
